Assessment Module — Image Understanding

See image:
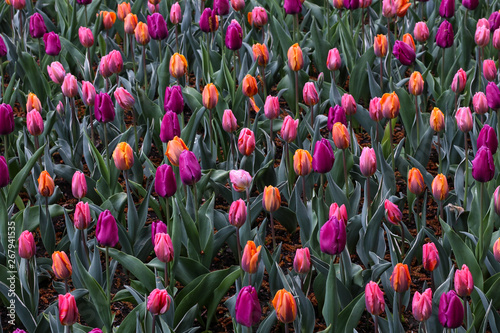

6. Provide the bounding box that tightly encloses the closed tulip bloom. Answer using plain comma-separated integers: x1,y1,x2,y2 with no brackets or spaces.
493,237,500,262
329,203,348,224
463,0,479,10
287,43,303,71
225,20,242,50
490,12,500,31
47,61,65,84
108,50,123,73
344,0,360,10
52,251,72,279
395,0,411,17
264,96,280,120
58,293,78,326
117,2,131,21
312,138,335,173
0,103,15,135
472,146,495,182
0,156,9,188
455,107,473,132
360,147,376,177
72,171,87,199
76,0,92,5
408,71,424,96
332,122,350,149
12,0,26,11
179,150,201,186
432,174,449,201
475,25,490,47
202,83,219,110
154,232,174,262
148,13,168,40
238,128,255,156
170,53,188,78
249,7,267,28
320,215,346,255
74,201,91,230
369,97,383,122
408,167,425,195
327,48,341,71
253,43,269,67
478,124,498,154
29,13,47,38
81,81,96,106
439,290,464,328
414,22,429,43
229,169,252,192
413,289,432,322
113,142,134,170
430,107,445,132
390,263,411,292
241,241,262,273
124,13,138,34
114,87,135,111
229,199,247,228
495,187,500,217
293,149,313,176
135,22,151,45
423,242,439,271
380,92,400,119
293,247,311,274
303,82,319,106
242,75,258,98
222,109,238,133
341,93,356,115
164,86,184,114
27,110,44,136
487,81,500,110
151,221,167,244
26,92,42,113
402,33,416,51
439,0,454,18
38,171,54,197
272,289,297,323
374,34,388,57
284,0,302,14
263,185,280,212
155,164,177,198
43,32,61,56
365,281,385,316
18,231,36,259
384,199,402,225
199,8,218,32
170,2,182,24
483,60,497,81
436,20,454,48
231,0,245,11
94,93,115,123
147,289,171,315
0,36,5,57
451,68,467,94
477,18,490,30
328,105,347,131
148,2,159,13
165,136,188,166
61,74,78,98
235,286,261,327
494,29,500,49
393,40,415,66
99,55,112,78
281,116,299,142
96,210,119,247
473,92,488,114
100,11,117,29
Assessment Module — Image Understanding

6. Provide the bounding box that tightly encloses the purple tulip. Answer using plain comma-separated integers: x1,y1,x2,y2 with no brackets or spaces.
490,12,500,31
160,111,180,143
76,0,92,4
320,216,346,255
214,0,230,15
94,93,116,123
155,164,177,198
199,8,218,33
477,124,498,154
43,32,61,56
312,138,335,174
439,0,455,18
343,0,359,10
436,20,454,49
0,156,9,188
179,150,202,186
438,290,464,329
151,220,168,244
0,103,14,135
472,146,495,182
0,36,6,57
393,40,415,66
29,13,47,39
147,13,168,40
235,286,261,327
164,86,184,114
487,82,500,110
327,105,347,131
284,0,302,15
96,210,119,247
462,0,479,10
225,20,243,51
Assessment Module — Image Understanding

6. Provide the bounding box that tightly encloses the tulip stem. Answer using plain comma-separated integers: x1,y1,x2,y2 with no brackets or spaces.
442,49,445,87
439,201,443,220
343,149,348,199
246,187,251,228
374,315,378,333
284,323,289,332
143,46,148,94
437,134,442,174
193,185,199,223
269,118,273,148
82,229,89,264
390,119,395,173
105,246,111,304
270,211,276,250
84,5,88,26
415,95,419,145
132,107,139,153
294,14,299,44
35,135,42,168
236,226,243,280
165,197,171,234
175,25,179,52
400,223,405,259
294,71,299,119
464,133,468,209
365,177,371,222
65,278,68,293
165,261,168,288
380,58,383,93
261,66,267,97
361,8,365,52
302,176,307,205
103,124,110,168
430,271,434,293
480,182,484,240
349,115,354,152
152,314,156,333
158,40,162,68
37,39,42,65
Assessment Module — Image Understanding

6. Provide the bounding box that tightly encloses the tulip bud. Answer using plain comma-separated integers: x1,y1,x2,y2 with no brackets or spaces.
473,92,488,115
61,74,78,98
166,136,188,166
408,167,424,195
327,105,347,131
154,232,174,262
303,82,319,106
0,36,6,58
242,75,258,99
413,22,429,43
147,289,171,315
151,221,167,244
229,169,252,192
402,33,415,52
229,199,247,228
463,0,479,10
390,263,411,292
99,55,112,78
475,25,490,47
106,51,124,73
170,2,182,24
432,174,449,201
18,230,36,259
148,1,159,13
100,11,117,30
430,107,445,132
96,210,119,247
393,40,416,66
495,186,500,217
78,26,94,47
179,150,201,186
273,290,298,327
201,83,219,111
341,93,356,115
43,32,61,56
451,68,467,94
147,13,168,40
235,286,261,327
320,216,346,255
365,281,385,316
412,289,432,322
164,86,184,114
439,290,464,328
231,0,245,11
222,109,238,133
329,203,348,224
312,138,335,174
27,110,44,137
72,171,87,199
343,0,360,9
384,199,402,225
74,201,91,230
0,156,9,188
124,13,138,34
0,103,15,135
455,107,473,132
454,264,474,297
169,53,188,78
264,96,280,120
248,7,267,28
374,34,388,57
493,237,500,262
477,124,498,154
327,48,341,71
293,247,311,274
436,20,454,48
380,92,400,119
199,8,219,32
360,147,376,177
27,92,42,113
422,242,439,271
287,43,303,71
472,146,495,182
408,71,424,96
52,251,72,279
155,164,177,198
263,185,280,212
252,43,269,67
369,97,383,122
47,61,66,85
241,240,262,273
94,93,115,123
494,29,500,49
490,12,500,31
58,293,79,326
332,122,350,149
332,0,343,9
483,59,497,81
284,0,302,14
29,13,47,39
225,20,243,50
293,149,313,176
439,0,454,18
281,115,299,143
135,22,150,45
117,2,131,21
394,0,410,17
487,81,500,110
38,170,54,197
114,87,135,111
238,128,255,156
113,142,134,171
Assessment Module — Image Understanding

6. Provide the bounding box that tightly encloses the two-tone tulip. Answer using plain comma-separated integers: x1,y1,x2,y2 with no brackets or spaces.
52,251,72,280
252,43,269,67
423,242,439,271
272,289,296,323
380,92,400,119
74,202,91,230
408,71,424,96
384,199,402,225
238,128,255,156
58,293,78,326
432,174,449,201
430,107,445,132
229,169,252,192
390,263,411,292
293,149,312,176
113,142,134,170
169,53,188,79
147,289,171,315
408,168,425,195
165,136,188,166
287,43,303,71
38,171,54,197
329,203,348,224
263,186,280,212
241,241,261,273
365,281,385,316
332,122,350,149
154,232,174,262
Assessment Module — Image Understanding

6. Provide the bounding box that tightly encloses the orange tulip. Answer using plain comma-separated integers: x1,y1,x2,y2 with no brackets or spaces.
293,149,312,176
241,241,262,274
272,289,297,324
395,0,411,17
38,171,55,197
390,263,411,292
100,11,117,30
117,2,131,21
408,168,424,195
380,92,400,119
202,83,219,110
408,71,423,96
430,107,445,132
332,122,350,150
52,251,72,280
26,92,42,112
262,185,280,212
169,53,188,79
252,43,269,67
402,33,416,51
287,43,303,71
113,142,134,170
124,13,138,35
166,136,188,166
432,174,449,201
242,74,259,112
135,22,151,45
374,35,388,58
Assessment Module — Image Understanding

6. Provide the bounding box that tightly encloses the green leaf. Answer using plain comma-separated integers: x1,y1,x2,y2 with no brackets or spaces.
335,292,366,333
349,48,375,102
106,248,156,291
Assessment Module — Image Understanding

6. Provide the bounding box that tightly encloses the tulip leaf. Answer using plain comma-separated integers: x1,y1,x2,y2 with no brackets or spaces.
17,51,50,103
106,248,156,292
115,302,146,333
335,291,366,333
349,48,375,102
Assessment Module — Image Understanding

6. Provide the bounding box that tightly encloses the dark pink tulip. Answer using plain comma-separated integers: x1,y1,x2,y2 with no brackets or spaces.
18,230,36,259
179,150,201,186
284,0,302,14
365,281,385,316
108,50,123,74
27,110,44,136
225,20,243,51
0,36,6,57
0,156,9,188
96,210,119,247
214,0,230,15
114,87,135,110
155,164,177,198
436,20,454,48
487,81,500,110
160,111,180,143
228,199,247,228
439,0,454,18
312,138,335,174
473,92,488,115
483,59,497,82
393,40,415,66
293,247,311,274
341,93,356,115
81,81,96,106
451,68,467,94
147,288,171,315
369,97,383,122
222,109,238,133
151,220,167,244
200,8,218,32
384,199,402,225
320,216,346,255
74,202,91,230
58,293,78,326
422,242,439,272
462,0,479,10
343,0,359,10
327,105,346,131
235,286,261,327
164,86,184,114
454,264,474,297
94,93,115,123
29,13,47,39
264,96,280,120
43,32,61,56
147,13,168,40
61,74,78,98
472,146,495,182
0,103,14,135
477,124,498,154
78,27,94,48
438,290,464,328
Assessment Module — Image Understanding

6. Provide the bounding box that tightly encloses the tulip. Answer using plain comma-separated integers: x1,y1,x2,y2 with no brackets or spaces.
114,87,135,111
293,149,313,176
43,32,61,56
238,128,255,156
58,293,78,326
393,40,415,66
472,146,495,182
493,237,500,262
477,18,490,30
439,0,454,18
0,156,9,188
252,43,269,67
484,60,497,82
71,171,87,199
390,263,411,292
38,171,54,197
151,221,167,243
394,0,410,17
52,251,72,279
47,61,65,85
199,8,218,32
113,142,134,171
284,0,302,14
365,281,385,316
320,216,346,255
96,210,119,247
272,289,297,323
0,36,5,57
374,35,388,58
343,0,359,10
229,199,247,228
148,1,160,12
26,92,42,113
422,242,439,271
327,48,341,71
147,289,171,315
430,107,445,132
432,174,449,201
439,290,464,328
408,71,424,96
436,20,454,48
148,13,168,40
327,105,347,131
27,110,44,137
281,116,299,142
76,0,92,4
225,20,242,50
0,103,15,135
369,97,383,122
61,74,78,98
242,75,258,98
303,82,319,106
463,0,479,10
170,2,182,24
341,93,356,115
164,86,184,114
249,7,267,28
312,138,335,173
293,247,311,274
201,83,219,110
179,150,201,186
235,286,261,327
99,55,112,78
263,186,280,212
380,92,400,119
451,68,467,94
475,25,490,47
231,0,245,11
11,0,25,10
222,109,238,133
329,203,348,224
229,169,252,192
165,136,188,166
455,107,473,132
360,147,376,177
154,232,174,262
18,231,36,259
135,22,150,45
29,13,47,39
477,124,498,154
100,11,116,29
169,53,188,79
494,29,500,49
241,241,262,273
487,82,500,110
402,33,415,52
473,92,488,115
74,202,91,230
413,22,429,43
117,2,131,21
124,13,138,34
384,199,402,225
94,93,115,123
408,168,424,195
264,96,280,120
155,164,176,198
106,50,123,72
332,122,350,149
490,11,500,31
287,43,303,71
412,289,432,322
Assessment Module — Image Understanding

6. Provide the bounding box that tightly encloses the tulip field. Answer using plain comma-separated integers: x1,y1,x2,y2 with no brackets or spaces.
5,0,500,332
